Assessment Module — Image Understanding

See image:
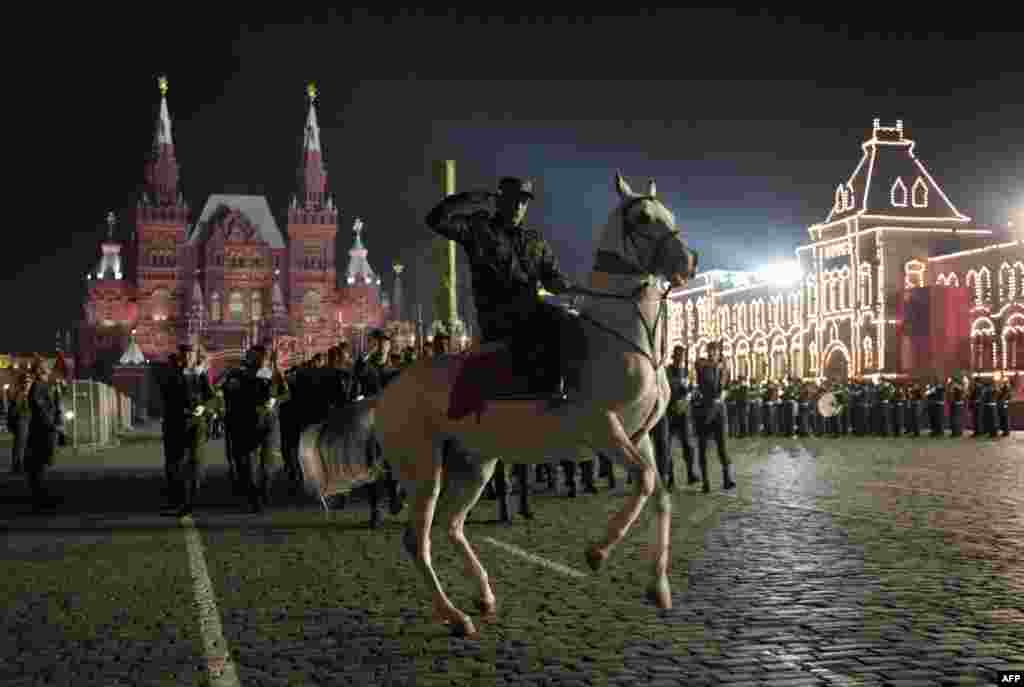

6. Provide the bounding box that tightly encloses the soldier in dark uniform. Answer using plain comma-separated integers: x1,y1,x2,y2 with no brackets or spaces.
664,344,696,486
891,383,906,437
796,382,812,437
220,345,290,513
7,371,33,474
849,380,865,435
425,177,585,399
969,375,984,438
948,375,965,437
747,382,762,437
927,376,945,437
982,380,998,439
997,377,1013,436
734,379,749,438
907,381,923,437
160,344,214,517
725,383,739,439
25,359,63,512
761,382,776,436
692,342,736,493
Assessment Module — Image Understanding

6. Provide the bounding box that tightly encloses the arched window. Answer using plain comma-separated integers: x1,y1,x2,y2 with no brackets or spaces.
911,178,928,207
228,291,245,322
860,265,872,306
809,340,819,372
839,267,850,309
904,260,925,289
999,263,1013,304
151,288,170,321
807,275,817,314
863,336,874,370
979,267,992,307
303,290,321,323
834,185,844,213
251,290,263,321
1015,262,1024,300
947,272,959,288
846,183,855,210
891,177,908,207
210,292,221,322
967,271,980,306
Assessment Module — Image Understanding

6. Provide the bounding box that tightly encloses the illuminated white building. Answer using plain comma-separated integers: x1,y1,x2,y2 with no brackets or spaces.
670,119,1024,382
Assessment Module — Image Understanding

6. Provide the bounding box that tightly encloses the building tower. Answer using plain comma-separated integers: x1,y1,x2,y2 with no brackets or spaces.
286,82,338,351
81,211,135,373
133,75,190,358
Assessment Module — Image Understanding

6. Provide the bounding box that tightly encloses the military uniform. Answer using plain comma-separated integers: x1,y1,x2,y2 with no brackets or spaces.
692,353,735,493
997,381,1012,436
425,178,582,394
160,354,214,516
7,376,32,474
734,382,749,437
927,382,945,436
665,361,695,485
949,381,965,437
747,388,762,436
891,386,905,437
26,377,63,510
907,384,923,437
761,385,776,436
970,380,984,438
220,352,290,513
982,382,998,438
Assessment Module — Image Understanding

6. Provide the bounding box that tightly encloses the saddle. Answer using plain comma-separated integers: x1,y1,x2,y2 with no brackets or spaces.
447,345,564,422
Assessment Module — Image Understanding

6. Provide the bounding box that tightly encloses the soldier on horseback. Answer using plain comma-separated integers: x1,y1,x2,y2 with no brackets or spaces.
426,177,585,400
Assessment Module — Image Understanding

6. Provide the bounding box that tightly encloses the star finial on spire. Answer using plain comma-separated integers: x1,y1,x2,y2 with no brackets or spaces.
106,211,116,239
307,82,317,102
158,75,168,96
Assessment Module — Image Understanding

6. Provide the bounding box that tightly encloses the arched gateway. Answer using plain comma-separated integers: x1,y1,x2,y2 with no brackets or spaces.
823,346,849,381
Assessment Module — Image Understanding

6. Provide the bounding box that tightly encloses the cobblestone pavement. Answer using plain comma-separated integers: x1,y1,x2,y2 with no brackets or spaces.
2,434,1022,686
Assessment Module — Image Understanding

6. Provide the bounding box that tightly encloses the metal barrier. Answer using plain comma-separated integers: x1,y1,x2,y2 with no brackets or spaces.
62,380,134,448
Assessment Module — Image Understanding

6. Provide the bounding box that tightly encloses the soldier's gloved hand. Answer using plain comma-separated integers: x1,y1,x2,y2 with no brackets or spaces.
193,405,205,417
672,400,686,415
266,398,277,411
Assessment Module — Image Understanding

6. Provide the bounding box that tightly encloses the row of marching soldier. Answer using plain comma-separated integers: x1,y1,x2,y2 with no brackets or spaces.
709,372,1015,440
156,331,427,520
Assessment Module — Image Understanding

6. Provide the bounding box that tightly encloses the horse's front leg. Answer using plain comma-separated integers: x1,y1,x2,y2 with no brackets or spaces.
586,413,673,609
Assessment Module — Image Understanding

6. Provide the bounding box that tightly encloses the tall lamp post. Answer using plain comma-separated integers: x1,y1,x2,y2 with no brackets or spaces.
433,160,458,339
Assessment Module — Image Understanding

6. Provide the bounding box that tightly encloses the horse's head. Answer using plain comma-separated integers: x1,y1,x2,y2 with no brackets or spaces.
594,171,698,288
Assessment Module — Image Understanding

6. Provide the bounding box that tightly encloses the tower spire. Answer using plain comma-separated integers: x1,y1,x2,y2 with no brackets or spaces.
298,81,327,209
346,218,378,285
143,74,180,206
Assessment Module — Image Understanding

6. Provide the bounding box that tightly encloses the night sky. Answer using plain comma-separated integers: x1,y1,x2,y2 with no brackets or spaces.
16,11,1022,353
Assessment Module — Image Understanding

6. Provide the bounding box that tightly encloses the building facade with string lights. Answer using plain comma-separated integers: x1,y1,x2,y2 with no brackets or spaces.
669,119,1024,388
78,78,408,381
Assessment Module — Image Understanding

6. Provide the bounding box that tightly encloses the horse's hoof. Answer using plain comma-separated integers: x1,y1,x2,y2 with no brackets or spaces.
646,579,673,610
476,598,498,623
450,615,479,639
585,544,607,572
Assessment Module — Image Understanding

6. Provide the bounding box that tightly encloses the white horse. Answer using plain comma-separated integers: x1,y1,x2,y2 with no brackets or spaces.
299,171,697,638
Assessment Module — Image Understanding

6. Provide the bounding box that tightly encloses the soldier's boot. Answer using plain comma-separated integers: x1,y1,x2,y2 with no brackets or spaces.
177,480,195,518
368,482,382,529
699,453,710,494
498,493,511,524
722,464,736,491
517,475,534,520
582,462,599,495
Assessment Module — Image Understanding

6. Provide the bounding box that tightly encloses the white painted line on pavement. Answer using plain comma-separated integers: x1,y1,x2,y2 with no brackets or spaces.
482,536,588,579
181,516,241,687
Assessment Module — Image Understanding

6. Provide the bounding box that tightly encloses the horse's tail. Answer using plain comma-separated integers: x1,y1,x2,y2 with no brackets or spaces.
297,398,383,500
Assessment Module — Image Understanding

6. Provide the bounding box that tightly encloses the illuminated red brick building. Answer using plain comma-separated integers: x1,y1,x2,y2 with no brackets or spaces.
78,79,399,381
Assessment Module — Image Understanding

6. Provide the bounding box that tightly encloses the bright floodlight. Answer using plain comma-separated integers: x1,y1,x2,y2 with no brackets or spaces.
757,261,802,286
